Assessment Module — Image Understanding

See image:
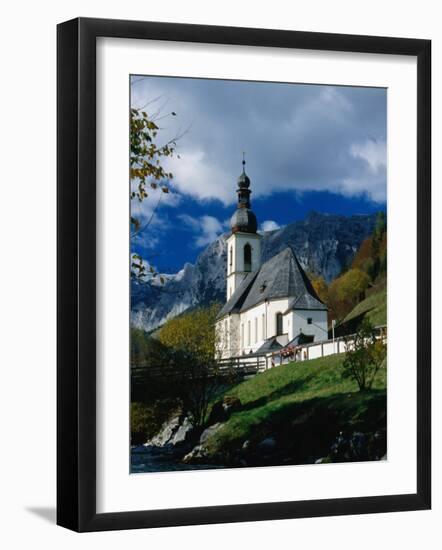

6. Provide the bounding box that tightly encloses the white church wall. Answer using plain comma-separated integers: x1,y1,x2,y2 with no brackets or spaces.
215,314,242,359
291,309,328,343
266,299,290,337
228,314,241,357
217,301,328,359
215,319,227,359
239,302,267,355
238,298,291,354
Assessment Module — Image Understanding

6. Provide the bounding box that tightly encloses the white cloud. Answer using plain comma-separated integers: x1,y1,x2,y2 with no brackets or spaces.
340,139,387,202
260,220,281,232
131,182,181,221
132,233,160,251
165,150,233,205
350,139,386,174
179,214,224,247
319,87,353,112
339,174,386,203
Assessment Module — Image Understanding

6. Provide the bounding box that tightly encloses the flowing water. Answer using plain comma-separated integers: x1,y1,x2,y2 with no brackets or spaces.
131,448,224,473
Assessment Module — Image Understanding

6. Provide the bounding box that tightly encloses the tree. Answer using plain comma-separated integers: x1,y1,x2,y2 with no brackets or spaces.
341,318,386,391
158,303,221,364
351,237,375,275
373,211,387,248
158,303,224,428
350,212,387,283
328,268,370,320
130,107,176,206
310,275,329,304
368,212,387,281
129,97,185,282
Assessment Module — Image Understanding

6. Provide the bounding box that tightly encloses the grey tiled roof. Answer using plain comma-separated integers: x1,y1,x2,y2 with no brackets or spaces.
284,293,327,312
217,246,327,319
255,337,283,352
217,272,257,318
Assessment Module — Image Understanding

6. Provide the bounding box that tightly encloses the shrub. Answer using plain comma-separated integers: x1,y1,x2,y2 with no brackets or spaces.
342,318,386,391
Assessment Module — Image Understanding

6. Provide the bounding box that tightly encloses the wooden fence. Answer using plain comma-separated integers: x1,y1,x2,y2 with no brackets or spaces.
131,325,387,382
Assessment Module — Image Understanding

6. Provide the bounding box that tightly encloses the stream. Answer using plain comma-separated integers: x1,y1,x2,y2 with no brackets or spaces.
131,447,224,473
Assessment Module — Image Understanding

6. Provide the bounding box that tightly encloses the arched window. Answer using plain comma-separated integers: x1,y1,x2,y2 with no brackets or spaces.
229,246,233,271
276,312,283,335
244,243,252,272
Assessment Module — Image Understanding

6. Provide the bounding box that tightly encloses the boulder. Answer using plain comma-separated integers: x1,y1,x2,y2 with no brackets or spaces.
169,416,193,446
183,423,224,463
183,445,204,462
144,414,195,451
199,422,224,445
329,429,386,462
145,415,181,447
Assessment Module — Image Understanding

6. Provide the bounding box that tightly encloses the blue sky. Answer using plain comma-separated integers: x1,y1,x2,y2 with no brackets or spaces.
130,76,386,273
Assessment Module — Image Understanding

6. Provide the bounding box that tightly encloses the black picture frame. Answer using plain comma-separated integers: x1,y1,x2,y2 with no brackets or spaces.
57,17,431,532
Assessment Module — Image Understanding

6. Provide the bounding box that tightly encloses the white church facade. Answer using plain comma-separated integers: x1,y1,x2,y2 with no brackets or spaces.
216,160,328,360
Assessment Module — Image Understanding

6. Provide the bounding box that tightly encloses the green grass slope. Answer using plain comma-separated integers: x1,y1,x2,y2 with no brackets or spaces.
203,354,386,465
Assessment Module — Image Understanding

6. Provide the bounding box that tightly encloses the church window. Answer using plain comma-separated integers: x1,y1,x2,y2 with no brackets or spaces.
262,314,266,340
276,312,283,335
229,246,233,271
307,318,312,325
224,320,228,343
241,323,244,349
255,318,258,343
247,320,251,346
244,243,252,272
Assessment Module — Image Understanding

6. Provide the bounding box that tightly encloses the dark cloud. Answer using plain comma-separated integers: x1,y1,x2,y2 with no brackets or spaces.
131,76,386,205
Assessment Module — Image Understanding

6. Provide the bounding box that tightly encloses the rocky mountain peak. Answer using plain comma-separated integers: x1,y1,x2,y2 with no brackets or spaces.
131,212,378,332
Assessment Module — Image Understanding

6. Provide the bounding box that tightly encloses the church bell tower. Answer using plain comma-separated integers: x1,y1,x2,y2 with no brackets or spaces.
226,156,262,300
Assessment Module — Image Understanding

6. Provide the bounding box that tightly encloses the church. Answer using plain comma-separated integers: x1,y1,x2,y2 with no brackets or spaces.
216,160,328,360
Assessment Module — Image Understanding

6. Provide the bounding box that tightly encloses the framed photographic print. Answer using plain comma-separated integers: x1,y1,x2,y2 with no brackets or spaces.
57,18,431,531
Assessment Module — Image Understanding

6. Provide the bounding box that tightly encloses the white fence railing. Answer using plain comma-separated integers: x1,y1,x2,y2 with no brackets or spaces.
219,325,387,373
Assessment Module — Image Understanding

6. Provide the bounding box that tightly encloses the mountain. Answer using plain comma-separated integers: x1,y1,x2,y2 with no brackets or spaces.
131,212,378,332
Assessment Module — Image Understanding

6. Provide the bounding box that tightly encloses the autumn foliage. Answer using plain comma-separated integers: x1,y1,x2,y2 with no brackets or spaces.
322,212,387,322
158,303,221,364
328,268,370,320
311,275,329,304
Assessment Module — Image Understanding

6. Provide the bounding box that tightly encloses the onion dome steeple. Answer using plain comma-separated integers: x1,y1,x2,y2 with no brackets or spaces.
230,154,258,234
237,156,251,189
